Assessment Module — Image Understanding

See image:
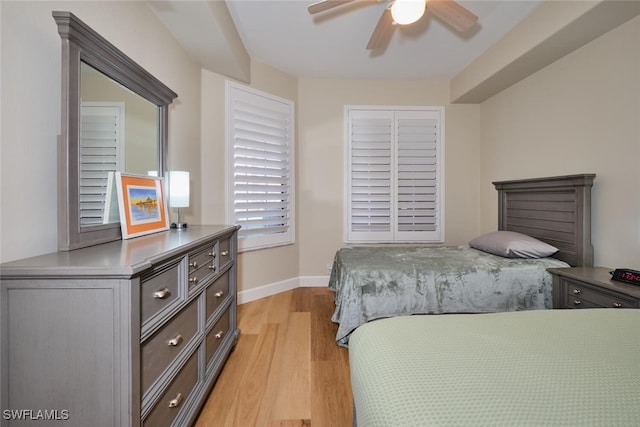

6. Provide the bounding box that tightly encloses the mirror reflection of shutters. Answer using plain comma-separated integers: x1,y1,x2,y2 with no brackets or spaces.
80,102,124,225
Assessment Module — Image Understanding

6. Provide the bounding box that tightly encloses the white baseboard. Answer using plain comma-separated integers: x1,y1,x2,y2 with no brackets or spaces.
238,275,329,304
299,275,330,287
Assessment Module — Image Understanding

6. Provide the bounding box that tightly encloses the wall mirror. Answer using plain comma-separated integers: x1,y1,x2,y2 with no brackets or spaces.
54,11,177,250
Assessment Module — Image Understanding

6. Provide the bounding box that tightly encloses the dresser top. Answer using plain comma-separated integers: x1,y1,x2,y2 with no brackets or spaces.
1,225,238,279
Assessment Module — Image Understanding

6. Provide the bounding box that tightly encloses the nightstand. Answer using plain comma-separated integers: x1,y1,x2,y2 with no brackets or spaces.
548,267,640,309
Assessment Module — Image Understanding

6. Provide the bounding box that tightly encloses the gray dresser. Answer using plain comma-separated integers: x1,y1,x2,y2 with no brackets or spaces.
549,267,640,309
0,225,239,426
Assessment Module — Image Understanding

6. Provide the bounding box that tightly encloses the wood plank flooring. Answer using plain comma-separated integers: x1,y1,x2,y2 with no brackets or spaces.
194,287,352,427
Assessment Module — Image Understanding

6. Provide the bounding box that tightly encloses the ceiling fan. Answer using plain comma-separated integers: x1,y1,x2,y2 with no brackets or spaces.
308,0,478,50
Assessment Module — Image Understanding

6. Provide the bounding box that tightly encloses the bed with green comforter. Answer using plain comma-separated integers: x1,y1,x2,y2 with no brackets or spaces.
328,246,570,346
349,309,640,426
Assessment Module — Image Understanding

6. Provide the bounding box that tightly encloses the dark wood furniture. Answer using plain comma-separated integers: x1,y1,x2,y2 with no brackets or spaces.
1,225,239,427
549,267,640,309
493,173,595,267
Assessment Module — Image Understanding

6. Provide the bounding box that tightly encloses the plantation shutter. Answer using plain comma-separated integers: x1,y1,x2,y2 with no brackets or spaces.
79,102,124,225
395,110,440,241
226,82,295,251
347,110,394,241
346,107,443,243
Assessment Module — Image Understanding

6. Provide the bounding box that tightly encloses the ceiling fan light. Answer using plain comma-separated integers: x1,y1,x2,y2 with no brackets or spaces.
391,0,426,25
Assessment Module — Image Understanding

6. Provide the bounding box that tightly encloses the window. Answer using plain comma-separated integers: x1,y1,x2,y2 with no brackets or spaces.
225,81,295,252
345,106,444,243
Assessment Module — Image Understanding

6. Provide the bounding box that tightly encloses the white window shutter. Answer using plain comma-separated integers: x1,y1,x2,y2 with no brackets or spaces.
395,110,442,241
80,102,124,225
347,110,394,242
345,106,444,243
226,82,295,252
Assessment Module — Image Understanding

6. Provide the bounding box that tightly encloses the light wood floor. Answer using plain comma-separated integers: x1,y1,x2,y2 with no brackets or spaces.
194,287,353,427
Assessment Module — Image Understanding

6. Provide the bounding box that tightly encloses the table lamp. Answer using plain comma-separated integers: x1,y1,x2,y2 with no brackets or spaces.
169,171,189,229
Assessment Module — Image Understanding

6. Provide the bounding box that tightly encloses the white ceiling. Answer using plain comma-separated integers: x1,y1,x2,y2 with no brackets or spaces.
224,0,544,79
150,0,545,81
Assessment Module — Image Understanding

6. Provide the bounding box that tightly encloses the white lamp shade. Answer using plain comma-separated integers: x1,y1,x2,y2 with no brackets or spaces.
169,171,190,208
391,0,426,25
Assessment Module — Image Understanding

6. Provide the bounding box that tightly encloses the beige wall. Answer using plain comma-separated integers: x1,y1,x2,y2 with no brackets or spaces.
297,79,481,276
0,1,201,262
81,65,158,175
479,15,640,269
201,72,481,289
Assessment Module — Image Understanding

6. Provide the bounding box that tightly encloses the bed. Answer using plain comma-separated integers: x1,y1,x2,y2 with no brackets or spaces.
329,174,595,346
349,309,640,426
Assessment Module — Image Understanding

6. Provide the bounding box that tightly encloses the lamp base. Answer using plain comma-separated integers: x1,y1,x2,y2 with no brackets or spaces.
170,222,188,230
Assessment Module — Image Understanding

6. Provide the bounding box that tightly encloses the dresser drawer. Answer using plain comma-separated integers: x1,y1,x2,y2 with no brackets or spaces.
141,260,184,325
141,298,199,395
206,271,230,322
188,245,217,290
143,351,199,427
205,308,231,367
218,236,232,268
563,279,636,308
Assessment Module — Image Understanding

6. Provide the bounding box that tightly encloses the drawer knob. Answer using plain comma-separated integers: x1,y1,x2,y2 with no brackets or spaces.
168,392,183,408
209,265,217,272
215,290,224,298
189,261,198,269
572,289,581,295
215,330,225,340
189,277,198,284
221,250,229,257
208,252,216,258
573,300,581,305
167,334,183,347
153,288,171,299
613,302,623,308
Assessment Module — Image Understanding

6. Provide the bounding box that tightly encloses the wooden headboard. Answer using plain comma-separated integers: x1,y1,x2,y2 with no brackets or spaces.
493,174,595,267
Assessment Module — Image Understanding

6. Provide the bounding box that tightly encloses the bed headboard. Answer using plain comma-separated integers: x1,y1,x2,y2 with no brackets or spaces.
493,174,595,267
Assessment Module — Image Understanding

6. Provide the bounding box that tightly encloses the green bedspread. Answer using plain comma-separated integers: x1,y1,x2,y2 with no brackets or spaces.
349,309,640,426
328,246,569,346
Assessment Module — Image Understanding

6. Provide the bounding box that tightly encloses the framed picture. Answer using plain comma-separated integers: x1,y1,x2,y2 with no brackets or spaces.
115,172,169,239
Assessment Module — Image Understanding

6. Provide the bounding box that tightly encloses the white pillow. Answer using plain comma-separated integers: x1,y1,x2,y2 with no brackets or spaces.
469,231,558,259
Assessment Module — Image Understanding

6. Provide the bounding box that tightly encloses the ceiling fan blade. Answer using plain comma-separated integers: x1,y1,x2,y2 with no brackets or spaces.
308,0,356,15
366,7,394,50
427,0,478,33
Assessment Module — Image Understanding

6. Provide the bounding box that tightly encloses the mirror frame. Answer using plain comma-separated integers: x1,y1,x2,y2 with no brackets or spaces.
54,11,177,251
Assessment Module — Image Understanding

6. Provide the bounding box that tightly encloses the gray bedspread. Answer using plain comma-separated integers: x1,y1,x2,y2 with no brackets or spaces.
328,246,570,346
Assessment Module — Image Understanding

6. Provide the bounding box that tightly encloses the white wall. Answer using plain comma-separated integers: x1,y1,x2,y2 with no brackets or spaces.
0,1,201,262
479,15,640,269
